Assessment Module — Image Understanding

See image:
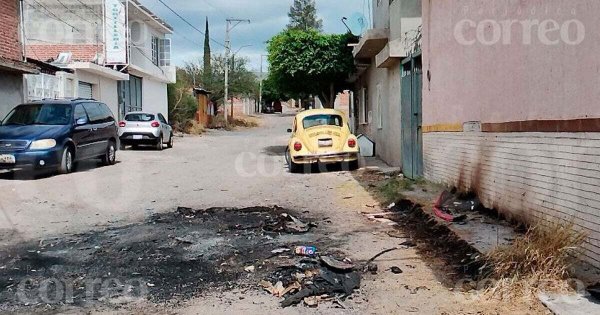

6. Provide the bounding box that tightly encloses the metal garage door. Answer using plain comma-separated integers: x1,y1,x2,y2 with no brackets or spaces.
78,82,93,99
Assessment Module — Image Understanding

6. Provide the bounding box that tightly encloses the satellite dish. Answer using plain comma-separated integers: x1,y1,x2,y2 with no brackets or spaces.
347,12,367,36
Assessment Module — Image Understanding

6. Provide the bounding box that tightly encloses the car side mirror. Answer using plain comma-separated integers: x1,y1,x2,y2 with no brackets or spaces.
76,117,88,126
287,129,292,133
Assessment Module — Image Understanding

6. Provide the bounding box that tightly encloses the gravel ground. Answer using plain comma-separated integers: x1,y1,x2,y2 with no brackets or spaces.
0,108,546,314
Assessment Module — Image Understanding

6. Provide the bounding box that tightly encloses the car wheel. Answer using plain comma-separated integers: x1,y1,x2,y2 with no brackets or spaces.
345,160,359,171
286,148,302,174
58,146,74,174
102,141,117,166
156,135,163,151
167,134,174,148
120,142,126,150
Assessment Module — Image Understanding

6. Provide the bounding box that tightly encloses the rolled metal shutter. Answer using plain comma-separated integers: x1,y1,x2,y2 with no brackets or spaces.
78,82,93,99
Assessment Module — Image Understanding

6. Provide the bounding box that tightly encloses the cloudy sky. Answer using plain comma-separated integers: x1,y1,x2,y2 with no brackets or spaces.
139,0,369,71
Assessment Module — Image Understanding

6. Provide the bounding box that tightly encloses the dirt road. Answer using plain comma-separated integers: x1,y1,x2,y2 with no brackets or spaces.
0,109,544,314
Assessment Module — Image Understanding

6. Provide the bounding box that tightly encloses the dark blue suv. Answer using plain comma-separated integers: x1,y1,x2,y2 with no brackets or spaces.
0,99,119,174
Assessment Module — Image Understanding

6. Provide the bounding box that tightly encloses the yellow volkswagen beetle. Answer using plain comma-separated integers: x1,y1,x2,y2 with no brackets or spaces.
286,109,360,173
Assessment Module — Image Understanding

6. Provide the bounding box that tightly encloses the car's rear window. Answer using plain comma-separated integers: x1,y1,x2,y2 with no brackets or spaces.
302,114,343,129
125,113,155,122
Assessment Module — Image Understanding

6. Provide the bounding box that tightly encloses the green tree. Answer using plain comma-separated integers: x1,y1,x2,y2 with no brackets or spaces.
203,17,212,84
168,68,197,130
267,29,355,108
287,0,322,31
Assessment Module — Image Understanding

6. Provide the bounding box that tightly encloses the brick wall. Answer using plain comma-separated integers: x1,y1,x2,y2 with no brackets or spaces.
423,132,600,268
0,0,22,61
26,44,103,62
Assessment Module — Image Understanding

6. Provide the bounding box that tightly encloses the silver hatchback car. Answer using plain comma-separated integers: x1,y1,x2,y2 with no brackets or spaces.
118,112,173,150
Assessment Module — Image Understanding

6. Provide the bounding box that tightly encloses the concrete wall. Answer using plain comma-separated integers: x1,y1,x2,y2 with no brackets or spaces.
423,132,600,267
422,0,600,125
356,61,403,167
0,73,24,120
421,0,600,268
25,0,103,46
141,77,168,120
76,70,119,117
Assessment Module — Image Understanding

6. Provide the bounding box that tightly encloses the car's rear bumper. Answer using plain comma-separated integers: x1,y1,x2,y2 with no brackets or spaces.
119,132,160,145
292,152,359,164
0,149,61,171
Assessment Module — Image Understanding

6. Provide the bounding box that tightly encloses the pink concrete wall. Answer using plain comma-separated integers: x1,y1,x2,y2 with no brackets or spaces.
422,0,600,125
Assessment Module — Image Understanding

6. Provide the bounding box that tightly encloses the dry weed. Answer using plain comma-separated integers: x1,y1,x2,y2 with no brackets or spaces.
482,221,586,299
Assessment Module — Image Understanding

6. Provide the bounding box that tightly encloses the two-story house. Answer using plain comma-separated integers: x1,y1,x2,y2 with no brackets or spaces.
23,0,174,119
350,0,422,175
0,0,38,119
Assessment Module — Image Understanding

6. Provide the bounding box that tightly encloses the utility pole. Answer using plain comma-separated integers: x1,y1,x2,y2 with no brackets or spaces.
258,54,268,114
224,18,250,126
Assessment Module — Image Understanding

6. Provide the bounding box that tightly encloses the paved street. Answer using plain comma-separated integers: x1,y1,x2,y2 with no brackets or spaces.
0,110,540,314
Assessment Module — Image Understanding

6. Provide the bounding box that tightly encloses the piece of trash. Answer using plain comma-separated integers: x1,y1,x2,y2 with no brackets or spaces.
295,246,317,257
259,280,301,298
387,230,406,239
390,266,403,274
264,213,311,234
281,271,361,307
304,296,319,307
399,240,417,248
175,236,194,244
320,256,354,271
366,263,378,274
362,248,398,271
343,196,353,200
146,283,155,287
271,248,291,254
245,266,255,273
387,202,396,209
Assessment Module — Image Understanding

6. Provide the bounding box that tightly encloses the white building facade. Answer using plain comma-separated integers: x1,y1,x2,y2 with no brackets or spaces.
23,0,175,120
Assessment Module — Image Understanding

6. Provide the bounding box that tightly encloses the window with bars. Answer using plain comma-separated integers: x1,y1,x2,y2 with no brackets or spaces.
151,36,159,66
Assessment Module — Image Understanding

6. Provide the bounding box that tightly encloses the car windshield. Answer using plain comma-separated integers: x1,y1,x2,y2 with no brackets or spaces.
302,114,343,129
125,113,155,122
2,104,72,126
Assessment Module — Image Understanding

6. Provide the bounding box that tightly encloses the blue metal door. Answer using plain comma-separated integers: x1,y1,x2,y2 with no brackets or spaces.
400,53,423,179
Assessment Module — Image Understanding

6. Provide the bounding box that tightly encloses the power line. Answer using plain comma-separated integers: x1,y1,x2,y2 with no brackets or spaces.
56,0,97,26
155,0,227,49
26,0,83,33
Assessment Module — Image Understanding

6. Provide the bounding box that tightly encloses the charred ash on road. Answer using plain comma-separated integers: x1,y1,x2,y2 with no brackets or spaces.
0,206,361,312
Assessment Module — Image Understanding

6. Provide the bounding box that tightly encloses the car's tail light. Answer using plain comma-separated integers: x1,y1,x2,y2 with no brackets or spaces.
293,142,302,151
348,138,357,148
151,121,160,128
118,121,126,127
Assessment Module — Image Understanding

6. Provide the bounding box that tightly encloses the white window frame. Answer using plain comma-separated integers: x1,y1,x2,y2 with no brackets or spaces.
360,87,368,124
159,38,171,67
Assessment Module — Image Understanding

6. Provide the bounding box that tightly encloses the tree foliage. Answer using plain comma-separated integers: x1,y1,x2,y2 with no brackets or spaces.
203,17,212,84
168,54,258,129
267,29,355,107
287,0,322,31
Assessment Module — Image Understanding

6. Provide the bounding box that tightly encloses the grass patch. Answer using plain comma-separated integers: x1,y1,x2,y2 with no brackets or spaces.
230,115,261,128
378,177,415,202
482,221,587,299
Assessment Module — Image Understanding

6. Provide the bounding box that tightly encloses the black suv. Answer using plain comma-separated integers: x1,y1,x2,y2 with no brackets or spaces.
0,99,119,174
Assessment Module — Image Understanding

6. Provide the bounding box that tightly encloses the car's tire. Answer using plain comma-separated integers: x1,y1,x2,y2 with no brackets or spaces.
119,142,126,150
156,135,163,151
167,133,174,148
342,160,359,171
101,141,117,166
289,161,303,174
58,146,74,174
